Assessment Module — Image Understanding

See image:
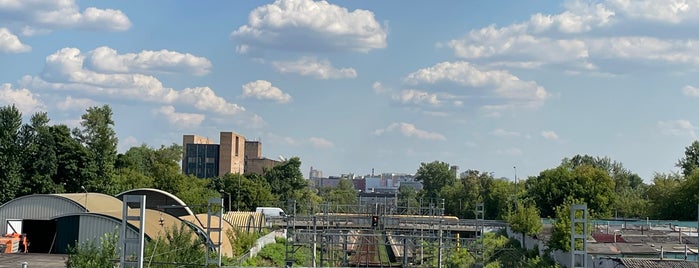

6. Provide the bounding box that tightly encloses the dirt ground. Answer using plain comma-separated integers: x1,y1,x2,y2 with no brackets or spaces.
0,253,67,268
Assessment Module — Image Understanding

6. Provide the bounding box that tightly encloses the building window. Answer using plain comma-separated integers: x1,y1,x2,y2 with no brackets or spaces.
235,136,239,156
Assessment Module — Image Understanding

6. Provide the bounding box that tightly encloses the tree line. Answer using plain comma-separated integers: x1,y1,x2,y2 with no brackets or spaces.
0,104,318,212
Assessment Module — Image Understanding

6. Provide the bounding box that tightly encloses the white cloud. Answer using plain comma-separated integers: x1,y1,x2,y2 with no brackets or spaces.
446,0,699,73
0,0,131,33
56,96,98,111
373,122,446,141
682,85,699,97
0,28,30,53
541,130,559,140
404,61,548,107
309,137,334,148
607,0,699,24
492,129,521,137
241,80,292,103
154,106,205,128
393,89,441,106
372,82,390,94
658,119,697,139
273,57,357,79
0,83,44,114
21,47,247,118
232,0,387,53
118,136,139,153
85,46,212,76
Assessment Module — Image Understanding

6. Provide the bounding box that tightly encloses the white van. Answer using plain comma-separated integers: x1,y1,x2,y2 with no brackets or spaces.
256,207,286,219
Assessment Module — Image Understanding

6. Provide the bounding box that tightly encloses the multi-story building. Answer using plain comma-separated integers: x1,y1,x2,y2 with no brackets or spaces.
183,132,279,178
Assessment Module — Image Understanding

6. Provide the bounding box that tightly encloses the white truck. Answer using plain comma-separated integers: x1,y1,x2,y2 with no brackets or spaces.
256,207,286,219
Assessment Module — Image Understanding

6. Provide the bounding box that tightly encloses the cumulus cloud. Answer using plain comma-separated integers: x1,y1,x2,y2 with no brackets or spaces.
404,61,548,108
85,46,212,76
273,57,357,79
373,122,446,141
658,119,697,139
392,89,442,106
232,0,387,53
683,85,699,97
154,106,206,128
0,83,45,114
241,80,292,103
309,137,334,148
541,130,559,140
446,0,699,73
0,28,30,53
0,0,131,33
56,96,98,111
21,47,246,118
492,129,521,137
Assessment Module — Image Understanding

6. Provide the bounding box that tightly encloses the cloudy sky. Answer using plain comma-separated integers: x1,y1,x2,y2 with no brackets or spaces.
1,0,697,182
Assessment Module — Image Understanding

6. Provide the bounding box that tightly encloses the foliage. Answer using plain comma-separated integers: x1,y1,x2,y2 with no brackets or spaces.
507,201,543,249
324,178,358,208
18,112,58,195
73,105,118,194
66,231,119,268
526,164,615,218
226,227,259,258
415,161,456,200
646,172,684,219
265,157,307,202
242,237,313,267
0,105,23,203
398,185,421,214
547,198,591,252
677,141,699,177
444,247,475,267
144,223,205,267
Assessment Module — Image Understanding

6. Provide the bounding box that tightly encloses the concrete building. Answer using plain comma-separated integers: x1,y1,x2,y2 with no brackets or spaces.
183,133,280,178
243,140,280,175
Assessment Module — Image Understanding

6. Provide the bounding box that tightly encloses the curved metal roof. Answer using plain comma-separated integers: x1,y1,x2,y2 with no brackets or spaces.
115,188,195,217
180,214,235,257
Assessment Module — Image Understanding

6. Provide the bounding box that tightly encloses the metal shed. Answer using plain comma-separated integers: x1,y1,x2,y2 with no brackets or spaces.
115,188,195,218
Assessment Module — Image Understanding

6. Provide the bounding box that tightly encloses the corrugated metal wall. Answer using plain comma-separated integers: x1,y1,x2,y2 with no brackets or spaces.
77,214,140,256
0,195,84,234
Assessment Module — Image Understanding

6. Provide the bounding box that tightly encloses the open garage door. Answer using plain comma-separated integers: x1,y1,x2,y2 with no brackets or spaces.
22,219,57,253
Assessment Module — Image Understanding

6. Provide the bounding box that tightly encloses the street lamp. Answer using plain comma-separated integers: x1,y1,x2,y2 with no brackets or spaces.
219,190,231,212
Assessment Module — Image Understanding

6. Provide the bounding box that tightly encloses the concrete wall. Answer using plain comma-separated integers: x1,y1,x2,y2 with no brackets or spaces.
219,132,245,175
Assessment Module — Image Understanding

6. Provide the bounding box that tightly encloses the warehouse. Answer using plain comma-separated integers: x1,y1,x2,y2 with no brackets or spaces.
0,193,199,255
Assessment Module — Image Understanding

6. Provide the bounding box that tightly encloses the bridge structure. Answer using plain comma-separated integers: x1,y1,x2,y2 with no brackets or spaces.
280,200,508,267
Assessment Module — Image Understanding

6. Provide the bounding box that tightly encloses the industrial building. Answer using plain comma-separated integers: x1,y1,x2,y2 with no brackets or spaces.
182,132,281,178
0,189,266,258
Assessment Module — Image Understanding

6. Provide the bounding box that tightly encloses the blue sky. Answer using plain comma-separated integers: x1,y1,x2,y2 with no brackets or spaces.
1,0,697,182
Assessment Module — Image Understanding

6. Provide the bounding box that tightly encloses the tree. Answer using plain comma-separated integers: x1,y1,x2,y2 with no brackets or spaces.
398,185,420,214
264,157,307,202
18,112,58,195
548,198,590,252
0,105,23,203
415,161,456,200
66,231,119,268
506,201,542,249
526,164,615,218
73,105,118,194
325,179,358,209
646,172,683,219
50,125,93,193
677,141,699,177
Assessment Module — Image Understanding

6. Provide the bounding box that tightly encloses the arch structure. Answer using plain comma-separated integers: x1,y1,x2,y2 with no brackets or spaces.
0,193,202,255
116,188,195,218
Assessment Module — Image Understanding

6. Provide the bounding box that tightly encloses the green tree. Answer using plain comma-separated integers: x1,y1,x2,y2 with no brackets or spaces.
527,164,615,218
73,105,118,194
507,201,543,249
547,198,590,252
50,125,93,193
646,172,683,219
264,157,307,202
415,161,456,200
677,141,699,177
18,112,58,195
325,179,358,209
398,185,420,214
0,105,23,203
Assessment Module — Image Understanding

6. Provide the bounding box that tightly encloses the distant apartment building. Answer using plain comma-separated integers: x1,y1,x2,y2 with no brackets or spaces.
182,132,279,178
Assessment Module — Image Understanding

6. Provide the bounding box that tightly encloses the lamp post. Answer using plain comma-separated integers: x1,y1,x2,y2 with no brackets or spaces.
219,190,231,212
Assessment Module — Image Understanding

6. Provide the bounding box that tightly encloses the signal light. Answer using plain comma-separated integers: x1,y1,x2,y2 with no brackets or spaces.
371,216,379,227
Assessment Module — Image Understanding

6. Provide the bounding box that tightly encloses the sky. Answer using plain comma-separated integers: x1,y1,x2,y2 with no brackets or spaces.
1,0,698,182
